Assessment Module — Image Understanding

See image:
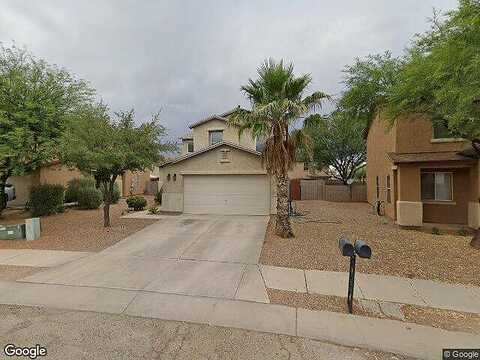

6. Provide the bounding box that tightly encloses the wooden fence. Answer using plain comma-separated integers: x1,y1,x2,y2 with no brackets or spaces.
299,179,367,202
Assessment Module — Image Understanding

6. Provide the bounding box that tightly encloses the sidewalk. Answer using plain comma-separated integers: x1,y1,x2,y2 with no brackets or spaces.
260,265,480,314
0,279,477,360
0,249,91,267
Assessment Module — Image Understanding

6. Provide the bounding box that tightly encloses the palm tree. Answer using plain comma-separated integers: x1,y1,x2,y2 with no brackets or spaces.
231,59,329,238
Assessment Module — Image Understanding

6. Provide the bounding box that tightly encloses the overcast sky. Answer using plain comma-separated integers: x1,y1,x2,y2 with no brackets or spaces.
0,0,458,140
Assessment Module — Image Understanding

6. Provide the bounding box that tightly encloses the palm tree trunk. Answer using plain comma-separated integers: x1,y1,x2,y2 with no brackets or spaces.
275,173,294,238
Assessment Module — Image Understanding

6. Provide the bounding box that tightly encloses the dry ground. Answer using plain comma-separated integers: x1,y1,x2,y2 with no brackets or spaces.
0,197,157,252
267,289,480,335
260,200,480,286
0,305,409,360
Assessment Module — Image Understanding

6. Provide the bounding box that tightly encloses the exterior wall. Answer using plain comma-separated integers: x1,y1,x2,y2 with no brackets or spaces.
366,114,397,219
160,145,275,213
39,164,83,186
192,119,256,151
468,162,480,229
8,164,82,206
288,162,309,179
396,164,473,226
122,170,151,196
395,116,470,154
422,168,469,225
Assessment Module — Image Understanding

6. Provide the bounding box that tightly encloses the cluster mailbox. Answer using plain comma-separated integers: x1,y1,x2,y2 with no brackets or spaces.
338,237,372,313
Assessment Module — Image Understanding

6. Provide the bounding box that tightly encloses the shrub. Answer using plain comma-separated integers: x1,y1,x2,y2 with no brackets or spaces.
77,187,103,210
100,183,121,204
65,178,96,203
154,188,162,205
458,228,469,237
126,196,147,211
431,227,441,235
29,184,65,216
148,206,160,215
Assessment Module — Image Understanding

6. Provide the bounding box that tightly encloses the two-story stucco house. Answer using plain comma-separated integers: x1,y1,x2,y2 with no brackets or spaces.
158,108,277,215
367,113,479,228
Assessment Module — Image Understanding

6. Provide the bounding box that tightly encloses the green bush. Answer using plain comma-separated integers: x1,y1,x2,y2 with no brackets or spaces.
148,206,160,215
100,183,121,204
29,184,65,216
77,187,103,210
127,196,147,211
154,188,162,205
65,178,96,203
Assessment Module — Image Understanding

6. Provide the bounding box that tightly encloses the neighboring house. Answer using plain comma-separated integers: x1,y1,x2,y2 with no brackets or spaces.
8,161,151,206
288,162,331,180
159,108,277,215
367,113,479,228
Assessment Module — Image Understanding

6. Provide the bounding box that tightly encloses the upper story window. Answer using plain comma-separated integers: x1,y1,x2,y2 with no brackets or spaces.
209,130,223,145
421,172,453,201
187,141,194,153
433,121,456,139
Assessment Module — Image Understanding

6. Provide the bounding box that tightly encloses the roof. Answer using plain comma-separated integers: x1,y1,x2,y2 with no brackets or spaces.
159,141,261,167
188,106,249,129
188,115,229,129
179,133,193,140
387,151,476,164
458,146,480,159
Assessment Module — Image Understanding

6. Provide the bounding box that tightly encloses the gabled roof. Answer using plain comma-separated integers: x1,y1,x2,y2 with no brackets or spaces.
159,141,261,168
188,106,249,129
179,132,193,140
188,115,228,129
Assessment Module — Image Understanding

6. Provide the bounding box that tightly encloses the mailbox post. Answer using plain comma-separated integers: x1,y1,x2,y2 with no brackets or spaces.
338,237,372,314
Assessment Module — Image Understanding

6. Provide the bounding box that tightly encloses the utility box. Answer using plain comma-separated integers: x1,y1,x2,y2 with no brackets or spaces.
26,218,41,241
0,224,26,240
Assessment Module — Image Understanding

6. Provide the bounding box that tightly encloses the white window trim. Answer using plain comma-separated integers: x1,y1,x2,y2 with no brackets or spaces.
386,175,391,203
421,171,454,202
209,130,224,145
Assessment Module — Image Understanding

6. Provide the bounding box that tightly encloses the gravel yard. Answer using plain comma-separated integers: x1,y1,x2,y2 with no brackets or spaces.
267,289,480,335
0,197,157,252
260,201,480,286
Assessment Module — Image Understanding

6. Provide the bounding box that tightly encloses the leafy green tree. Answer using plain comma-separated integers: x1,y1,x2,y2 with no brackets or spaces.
60,104,173,227
0,44,93,215
231,59,328,238
303,112,366,184
387,0,480,146
339,52,402,131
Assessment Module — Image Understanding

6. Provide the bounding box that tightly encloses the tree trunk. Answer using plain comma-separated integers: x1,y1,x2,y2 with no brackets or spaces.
275,173,294,238
103,202,110,227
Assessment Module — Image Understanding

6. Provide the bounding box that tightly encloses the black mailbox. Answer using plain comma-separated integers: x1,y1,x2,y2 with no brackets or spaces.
354,240,372,259
338,237,354,257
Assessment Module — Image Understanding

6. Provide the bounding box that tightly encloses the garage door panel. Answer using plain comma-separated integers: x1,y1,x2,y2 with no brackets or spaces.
184,175,269,215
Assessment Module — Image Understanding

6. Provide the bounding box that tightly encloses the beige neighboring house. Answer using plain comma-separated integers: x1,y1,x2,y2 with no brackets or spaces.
8,160,152,207
159,108,277,215
367,112,479,228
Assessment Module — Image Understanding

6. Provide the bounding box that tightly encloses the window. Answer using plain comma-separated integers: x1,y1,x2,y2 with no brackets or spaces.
209,130,223,145
173,174,177,181
167,174,171,182
421,172,453,201
187,141,194,153
433,121,455,139
304,163,309,171
386,175,391,203
376,176,380,199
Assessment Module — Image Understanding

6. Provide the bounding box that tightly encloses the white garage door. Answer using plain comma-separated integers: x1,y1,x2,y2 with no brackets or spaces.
183,175,270,215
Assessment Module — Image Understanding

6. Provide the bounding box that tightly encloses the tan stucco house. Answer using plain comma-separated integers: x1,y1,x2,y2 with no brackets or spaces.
367,113,479,228
8,161,152,207
159,108,277,215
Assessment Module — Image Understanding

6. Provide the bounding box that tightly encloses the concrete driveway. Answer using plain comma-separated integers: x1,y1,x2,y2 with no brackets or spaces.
21,215,269,301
